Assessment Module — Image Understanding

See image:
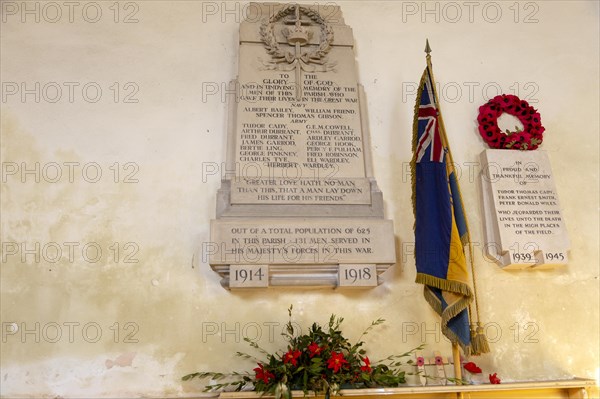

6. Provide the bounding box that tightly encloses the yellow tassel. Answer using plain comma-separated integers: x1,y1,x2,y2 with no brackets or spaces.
471,322,491,355
469,324,480,356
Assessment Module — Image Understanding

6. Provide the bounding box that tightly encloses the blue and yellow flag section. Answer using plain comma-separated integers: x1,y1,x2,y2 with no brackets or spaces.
411,65,473,355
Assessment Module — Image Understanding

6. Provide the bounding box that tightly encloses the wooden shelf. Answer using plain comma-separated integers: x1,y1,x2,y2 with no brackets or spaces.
217,378,598,399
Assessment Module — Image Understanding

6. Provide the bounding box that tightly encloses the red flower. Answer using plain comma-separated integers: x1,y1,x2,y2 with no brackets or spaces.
283,349,301,367
463,362,482,374
489,373,501,384
253,363,274,384
360,356,372,373
327,352,348,373
308,342,323,358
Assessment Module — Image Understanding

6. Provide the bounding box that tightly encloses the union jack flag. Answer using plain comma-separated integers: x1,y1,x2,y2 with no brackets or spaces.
415,74,445,164
411,63,473,355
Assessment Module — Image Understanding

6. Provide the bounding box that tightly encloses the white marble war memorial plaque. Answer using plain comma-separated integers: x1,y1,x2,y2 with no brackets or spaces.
480,149,570,269
208,3,396,288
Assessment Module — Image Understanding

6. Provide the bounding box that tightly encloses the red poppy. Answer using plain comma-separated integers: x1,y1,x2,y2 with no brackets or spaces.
416,357,425,367
463,362,482,374
283,349,301,367
489,373,501,384
327,352,348,373
360,356,372,373
253,363,274,384
308,342,323,358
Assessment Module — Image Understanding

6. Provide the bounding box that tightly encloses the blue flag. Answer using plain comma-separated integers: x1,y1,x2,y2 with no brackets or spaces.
411,65,473,355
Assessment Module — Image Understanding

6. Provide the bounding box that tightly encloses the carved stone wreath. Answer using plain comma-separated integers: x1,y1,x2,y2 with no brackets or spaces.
259,5,334,66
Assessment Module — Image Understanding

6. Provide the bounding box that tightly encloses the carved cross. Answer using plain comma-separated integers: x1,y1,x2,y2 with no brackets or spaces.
283,5,312,29
283,6,311,100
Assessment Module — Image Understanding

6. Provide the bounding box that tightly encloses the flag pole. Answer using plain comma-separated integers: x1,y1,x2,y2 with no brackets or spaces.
424,39,464,391
424,39,456,172
424,39,490,360
453,344,464,398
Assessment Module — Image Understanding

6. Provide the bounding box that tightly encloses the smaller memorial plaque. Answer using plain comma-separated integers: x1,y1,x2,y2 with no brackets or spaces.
480,149,570,269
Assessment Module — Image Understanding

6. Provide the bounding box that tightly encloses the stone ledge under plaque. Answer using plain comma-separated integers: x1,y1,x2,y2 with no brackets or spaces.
211,263,392,290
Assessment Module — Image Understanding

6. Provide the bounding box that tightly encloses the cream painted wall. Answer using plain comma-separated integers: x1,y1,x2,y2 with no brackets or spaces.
1,1,598,397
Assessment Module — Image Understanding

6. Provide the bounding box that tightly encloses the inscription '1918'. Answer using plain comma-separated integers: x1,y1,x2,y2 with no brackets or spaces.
338,264,377,287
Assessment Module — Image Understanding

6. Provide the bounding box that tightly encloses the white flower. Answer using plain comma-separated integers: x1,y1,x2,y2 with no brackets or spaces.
275,382,289,399
330,383,340,396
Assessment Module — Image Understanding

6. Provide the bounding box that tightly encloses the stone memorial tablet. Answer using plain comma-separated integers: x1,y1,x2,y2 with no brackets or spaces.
480,149,570,269
209,3,396,288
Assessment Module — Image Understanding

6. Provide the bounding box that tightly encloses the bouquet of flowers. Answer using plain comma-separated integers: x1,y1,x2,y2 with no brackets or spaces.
183,306,424,398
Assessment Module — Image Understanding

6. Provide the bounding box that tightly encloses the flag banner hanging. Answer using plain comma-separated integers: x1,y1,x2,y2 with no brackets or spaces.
411,63,474,355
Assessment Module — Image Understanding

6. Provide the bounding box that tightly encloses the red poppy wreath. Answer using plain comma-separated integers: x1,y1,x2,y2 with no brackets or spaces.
477,94,545,150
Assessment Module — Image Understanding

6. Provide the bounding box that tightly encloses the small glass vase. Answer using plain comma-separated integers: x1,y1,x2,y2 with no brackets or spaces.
465,372,486,385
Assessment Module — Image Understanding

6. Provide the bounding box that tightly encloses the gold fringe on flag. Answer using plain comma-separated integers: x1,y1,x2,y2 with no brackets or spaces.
423,42,490,356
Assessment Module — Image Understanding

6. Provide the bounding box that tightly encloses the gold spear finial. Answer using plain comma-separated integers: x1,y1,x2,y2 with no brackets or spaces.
425,39,433,69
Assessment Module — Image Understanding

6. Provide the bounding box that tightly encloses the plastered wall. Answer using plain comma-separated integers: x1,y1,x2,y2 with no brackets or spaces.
1,1,598,397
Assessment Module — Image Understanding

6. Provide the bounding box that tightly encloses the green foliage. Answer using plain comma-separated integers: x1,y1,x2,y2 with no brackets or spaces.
182,306,425,398
505,125,523,135
530,137,542,146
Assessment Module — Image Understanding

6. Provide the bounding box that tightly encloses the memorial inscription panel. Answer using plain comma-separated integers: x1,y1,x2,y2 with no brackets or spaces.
210,3,396,288
230,5,370,206
480,149,570,269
